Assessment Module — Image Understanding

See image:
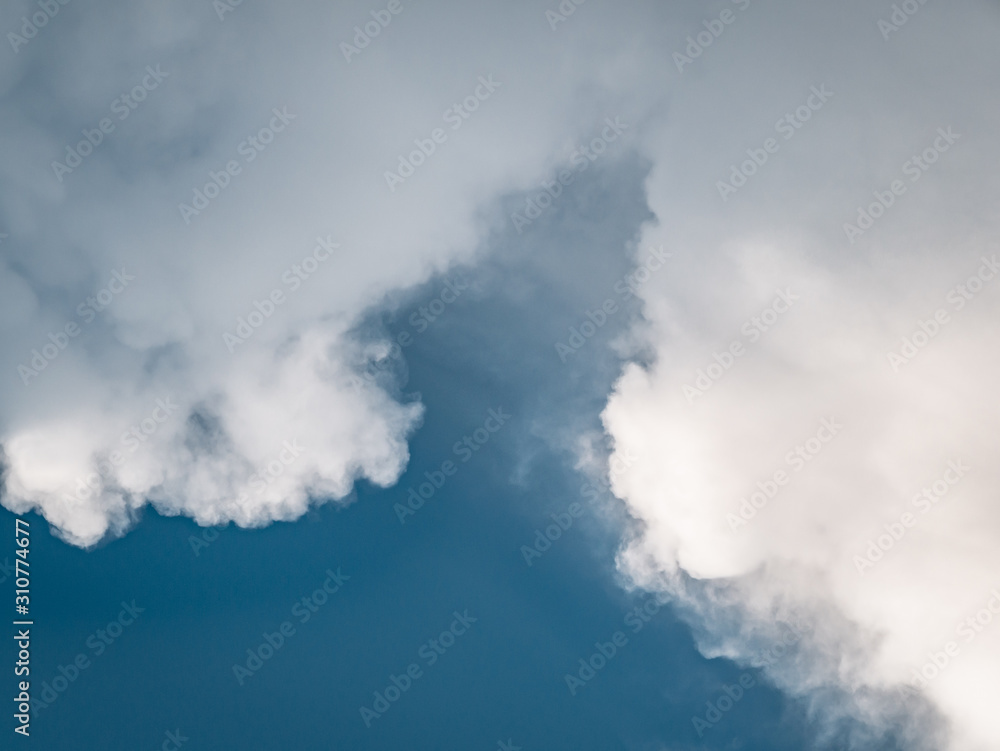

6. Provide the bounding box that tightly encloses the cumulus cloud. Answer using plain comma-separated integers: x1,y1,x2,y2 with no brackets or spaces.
0,0,669,545
603,1,1000,749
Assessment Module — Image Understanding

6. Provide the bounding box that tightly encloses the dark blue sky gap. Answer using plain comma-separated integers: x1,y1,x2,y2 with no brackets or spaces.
0,159,902,751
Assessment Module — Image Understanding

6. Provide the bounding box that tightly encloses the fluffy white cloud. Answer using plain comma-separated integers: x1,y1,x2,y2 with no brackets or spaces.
0,0,669,545
604,2,1000,748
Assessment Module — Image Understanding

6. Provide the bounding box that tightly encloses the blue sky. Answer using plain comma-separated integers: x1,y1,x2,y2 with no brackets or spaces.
2,1,999,749
4,165,790,749
4,158,908,751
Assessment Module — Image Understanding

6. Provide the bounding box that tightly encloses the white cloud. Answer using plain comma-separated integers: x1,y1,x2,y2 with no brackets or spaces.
0,0,669,545
604,1,1000,747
